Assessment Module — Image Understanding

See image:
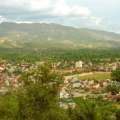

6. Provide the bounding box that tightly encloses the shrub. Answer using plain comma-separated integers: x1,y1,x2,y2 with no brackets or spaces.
111,68,120,82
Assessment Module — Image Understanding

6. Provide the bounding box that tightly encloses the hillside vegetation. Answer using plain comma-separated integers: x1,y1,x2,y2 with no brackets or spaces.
0,22,120,49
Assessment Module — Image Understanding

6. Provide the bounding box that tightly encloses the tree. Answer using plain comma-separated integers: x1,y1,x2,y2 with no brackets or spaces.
0,92,18,120
106,82,120,95
16,63,69,120
69,98,116,120
111,68,120,82
115,109,120,120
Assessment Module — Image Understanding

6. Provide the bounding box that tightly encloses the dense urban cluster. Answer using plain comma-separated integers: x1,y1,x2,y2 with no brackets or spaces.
0,59,120,88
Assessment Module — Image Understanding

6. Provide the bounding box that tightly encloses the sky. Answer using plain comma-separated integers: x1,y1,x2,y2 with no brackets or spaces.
0,0,120,32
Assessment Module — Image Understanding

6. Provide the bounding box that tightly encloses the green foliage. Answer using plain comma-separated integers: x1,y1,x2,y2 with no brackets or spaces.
0,92,18,120
0,63,69,120
106,82,120,95
16,84,62,120
115,109,120,120
111,68,120,82
16,63,68,120
79,72,111,81
69,98,116,120
0,48,120,63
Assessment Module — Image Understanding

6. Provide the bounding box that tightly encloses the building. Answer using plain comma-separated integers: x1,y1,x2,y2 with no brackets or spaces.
75,61,83,69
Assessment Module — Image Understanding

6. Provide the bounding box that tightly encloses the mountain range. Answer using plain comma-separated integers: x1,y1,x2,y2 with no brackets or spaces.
0,22,120,50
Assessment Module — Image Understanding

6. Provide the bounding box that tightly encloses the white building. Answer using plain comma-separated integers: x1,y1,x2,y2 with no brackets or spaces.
75,61,83,69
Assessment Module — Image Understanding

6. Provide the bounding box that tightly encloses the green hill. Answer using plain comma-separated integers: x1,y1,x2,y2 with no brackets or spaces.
0,22,120,50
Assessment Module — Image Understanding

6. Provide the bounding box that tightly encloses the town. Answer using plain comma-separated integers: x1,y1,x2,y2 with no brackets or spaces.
0,59,120,88
0,59,120,106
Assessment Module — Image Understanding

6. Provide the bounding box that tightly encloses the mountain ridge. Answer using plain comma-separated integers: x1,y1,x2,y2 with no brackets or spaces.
0,22,120,50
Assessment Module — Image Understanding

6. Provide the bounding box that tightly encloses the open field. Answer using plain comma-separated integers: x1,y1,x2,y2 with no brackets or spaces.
78,72,111,80
65,72,111,81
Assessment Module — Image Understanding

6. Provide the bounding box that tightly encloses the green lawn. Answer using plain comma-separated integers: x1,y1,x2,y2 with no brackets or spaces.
78,72,111,81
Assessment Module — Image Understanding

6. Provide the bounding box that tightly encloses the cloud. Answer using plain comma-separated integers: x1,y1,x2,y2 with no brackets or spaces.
89,16,103,25
26,0,52,11
0,0,107,31
0,0,91,17
0,16,7,23
0,0,52,11
51,0,91,17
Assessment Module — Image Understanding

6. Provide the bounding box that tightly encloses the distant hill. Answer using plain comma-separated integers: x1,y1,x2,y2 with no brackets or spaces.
0,22,120,50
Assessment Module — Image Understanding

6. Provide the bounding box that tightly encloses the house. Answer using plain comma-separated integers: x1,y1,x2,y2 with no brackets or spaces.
0,64,5,73
75,61,83,69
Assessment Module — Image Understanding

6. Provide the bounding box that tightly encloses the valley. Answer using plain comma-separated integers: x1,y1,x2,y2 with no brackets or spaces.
0,22,120,120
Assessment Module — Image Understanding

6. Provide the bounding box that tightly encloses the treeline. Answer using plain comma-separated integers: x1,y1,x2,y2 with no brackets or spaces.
0,48,120,63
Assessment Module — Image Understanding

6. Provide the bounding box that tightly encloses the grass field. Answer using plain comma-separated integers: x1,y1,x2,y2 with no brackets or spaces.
78,72,111,81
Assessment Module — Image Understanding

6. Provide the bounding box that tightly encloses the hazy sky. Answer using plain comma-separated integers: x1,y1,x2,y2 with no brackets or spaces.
0,0,119,32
